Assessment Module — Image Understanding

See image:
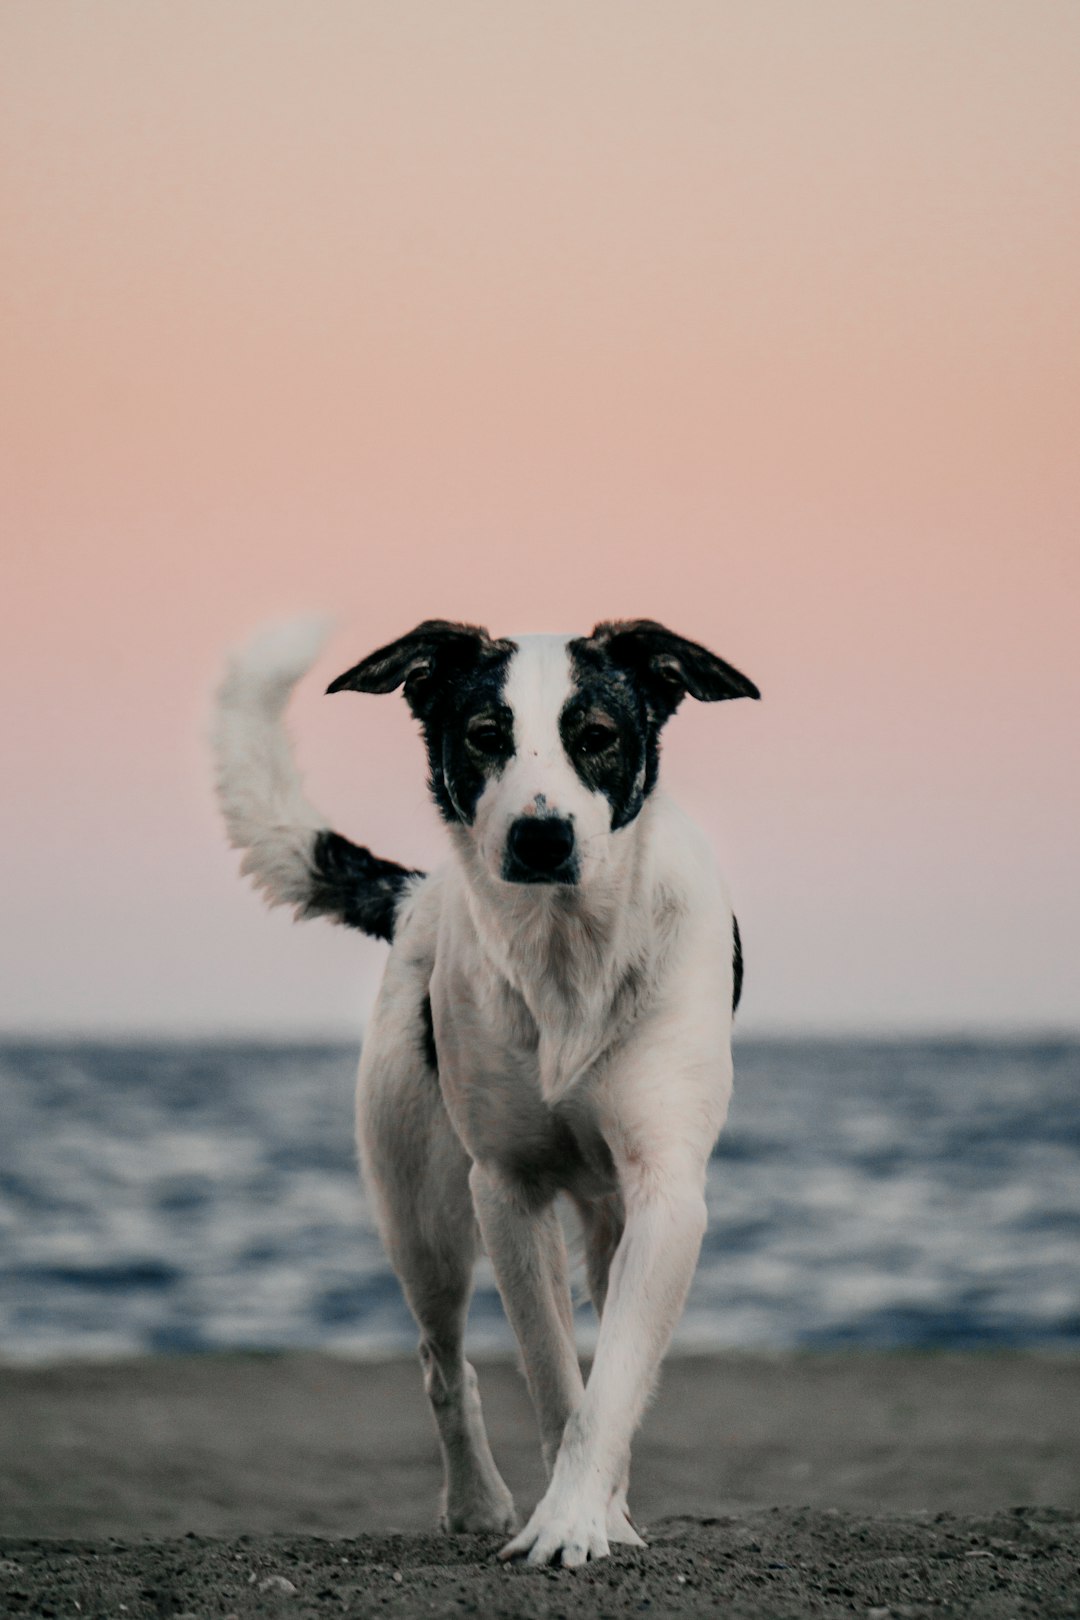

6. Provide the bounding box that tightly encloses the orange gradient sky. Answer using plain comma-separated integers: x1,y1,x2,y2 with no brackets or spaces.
2,2,1078,1034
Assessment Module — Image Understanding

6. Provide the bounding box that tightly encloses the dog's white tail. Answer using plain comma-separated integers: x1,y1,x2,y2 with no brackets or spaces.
212,617,331,913
210,618,420,940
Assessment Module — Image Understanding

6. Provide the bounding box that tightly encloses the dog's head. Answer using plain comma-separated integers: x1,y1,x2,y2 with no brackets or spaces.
328,619,759,889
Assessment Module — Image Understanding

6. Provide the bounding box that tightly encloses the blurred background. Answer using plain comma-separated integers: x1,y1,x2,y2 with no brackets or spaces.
1,2,1077,1365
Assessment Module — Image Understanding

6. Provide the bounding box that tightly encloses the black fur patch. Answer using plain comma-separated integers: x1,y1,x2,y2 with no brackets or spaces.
327,622,517,828
564,640,654,829
419,993,439,1072
566,621,760,831
732,914,744,1013
419,649,517,825
504,1113,589,1207
307,830,421,942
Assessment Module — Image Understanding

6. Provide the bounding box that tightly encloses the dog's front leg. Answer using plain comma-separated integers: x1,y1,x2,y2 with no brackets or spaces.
500,1162,707,1566
469,1162,585,1472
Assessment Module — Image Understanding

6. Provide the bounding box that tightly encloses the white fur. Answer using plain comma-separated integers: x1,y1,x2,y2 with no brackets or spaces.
211,617,331,914
213,623,741,1566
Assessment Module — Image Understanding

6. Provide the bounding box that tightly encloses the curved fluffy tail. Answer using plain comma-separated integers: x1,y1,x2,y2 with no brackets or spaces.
211,619,421,942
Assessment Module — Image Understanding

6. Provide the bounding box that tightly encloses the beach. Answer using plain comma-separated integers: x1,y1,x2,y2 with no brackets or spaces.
4,1038,1079,1615
3,1350,1078,1615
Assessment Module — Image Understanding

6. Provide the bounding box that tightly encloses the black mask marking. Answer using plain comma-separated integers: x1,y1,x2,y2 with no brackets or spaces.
567,620,760,830
330,618,756,833
423,655,517,824
328,621,516,826
563,641,652,830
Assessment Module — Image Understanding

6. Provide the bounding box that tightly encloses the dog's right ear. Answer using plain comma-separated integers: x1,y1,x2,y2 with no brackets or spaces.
327,620,495,717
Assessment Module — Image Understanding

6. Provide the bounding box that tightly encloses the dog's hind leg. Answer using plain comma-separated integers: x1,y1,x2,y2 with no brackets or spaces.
358,1047,516,1535
574,1190,623,1320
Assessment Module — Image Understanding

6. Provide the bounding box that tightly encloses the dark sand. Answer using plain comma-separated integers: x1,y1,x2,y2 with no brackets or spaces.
2,1352,1079,1616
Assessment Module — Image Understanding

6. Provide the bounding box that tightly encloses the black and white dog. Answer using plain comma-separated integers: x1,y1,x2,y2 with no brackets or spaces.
212,617,759,1567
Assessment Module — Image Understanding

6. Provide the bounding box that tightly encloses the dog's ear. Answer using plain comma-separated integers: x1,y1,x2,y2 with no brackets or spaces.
589,619,760,721
327,620,495,716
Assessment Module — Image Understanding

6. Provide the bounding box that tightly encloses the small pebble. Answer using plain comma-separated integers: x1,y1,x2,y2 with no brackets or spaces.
392,1570,403,1584
257,1574,298,1595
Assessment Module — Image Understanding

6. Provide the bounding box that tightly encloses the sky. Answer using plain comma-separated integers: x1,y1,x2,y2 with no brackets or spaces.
1,2,1078,1037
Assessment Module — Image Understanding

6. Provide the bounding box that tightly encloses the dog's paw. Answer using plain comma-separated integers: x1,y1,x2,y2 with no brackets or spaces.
442,1486,517,1536
606,1502,646,1547
498,1491,610,1568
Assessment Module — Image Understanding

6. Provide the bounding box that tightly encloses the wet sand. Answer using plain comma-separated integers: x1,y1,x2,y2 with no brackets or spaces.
2,1351,1078,1615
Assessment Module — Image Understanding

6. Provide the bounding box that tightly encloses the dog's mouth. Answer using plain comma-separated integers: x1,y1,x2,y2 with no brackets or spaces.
501,858,580,887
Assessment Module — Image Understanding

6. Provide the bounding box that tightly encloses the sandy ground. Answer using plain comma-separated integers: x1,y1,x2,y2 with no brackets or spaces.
2,1351,1079,1616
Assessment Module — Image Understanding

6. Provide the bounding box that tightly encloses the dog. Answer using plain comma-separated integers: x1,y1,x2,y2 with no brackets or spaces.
211,616,759,1566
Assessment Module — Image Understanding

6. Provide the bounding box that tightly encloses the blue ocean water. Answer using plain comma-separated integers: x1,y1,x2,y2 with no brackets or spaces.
0,1038,1077,1362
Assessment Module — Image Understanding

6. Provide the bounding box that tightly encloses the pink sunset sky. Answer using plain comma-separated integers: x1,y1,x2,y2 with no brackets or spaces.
2,2,1077,1036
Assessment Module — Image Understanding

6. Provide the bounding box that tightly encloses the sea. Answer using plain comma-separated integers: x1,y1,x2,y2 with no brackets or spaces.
1,1038,1078,1363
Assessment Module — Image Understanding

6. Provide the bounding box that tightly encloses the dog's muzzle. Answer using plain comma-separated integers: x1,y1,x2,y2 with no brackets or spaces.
502,816,578,885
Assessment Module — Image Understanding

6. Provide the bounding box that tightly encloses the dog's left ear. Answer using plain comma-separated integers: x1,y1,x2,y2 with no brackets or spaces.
327,620,496,717
589,619,760,721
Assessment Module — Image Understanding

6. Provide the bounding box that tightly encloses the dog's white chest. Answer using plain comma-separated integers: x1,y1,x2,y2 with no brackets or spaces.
425,939,625,1195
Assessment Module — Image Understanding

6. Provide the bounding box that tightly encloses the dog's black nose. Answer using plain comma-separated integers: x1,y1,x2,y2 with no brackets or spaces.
505,816,577,882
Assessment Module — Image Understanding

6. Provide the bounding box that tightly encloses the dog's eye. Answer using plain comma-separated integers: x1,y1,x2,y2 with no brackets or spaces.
577,723,617,757
468,724,507,758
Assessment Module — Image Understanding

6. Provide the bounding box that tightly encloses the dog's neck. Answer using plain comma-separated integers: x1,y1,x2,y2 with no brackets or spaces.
449,797,677,1103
